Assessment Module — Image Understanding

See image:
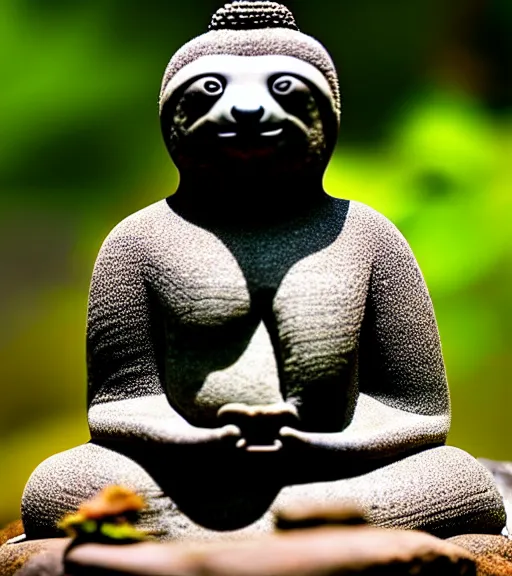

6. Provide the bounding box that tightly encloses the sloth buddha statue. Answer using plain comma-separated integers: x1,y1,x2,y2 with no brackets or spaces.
21,0,506,541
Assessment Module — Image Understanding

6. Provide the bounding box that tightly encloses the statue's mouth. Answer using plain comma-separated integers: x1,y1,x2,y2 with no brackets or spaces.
213,124,287,159
184,121,301,161
217,126,284,139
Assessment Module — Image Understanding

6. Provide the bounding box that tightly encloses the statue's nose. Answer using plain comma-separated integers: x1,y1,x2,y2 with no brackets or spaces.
231,105,265,124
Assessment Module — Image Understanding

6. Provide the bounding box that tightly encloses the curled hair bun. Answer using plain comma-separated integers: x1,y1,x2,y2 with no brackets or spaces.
209,1,299,31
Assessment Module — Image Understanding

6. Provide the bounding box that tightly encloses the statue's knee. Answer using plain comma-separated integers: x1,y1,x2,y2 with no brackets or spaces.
21,444,121,536
22,442,172,540
21,447,85,538
435,446,505,503
409,446,506,534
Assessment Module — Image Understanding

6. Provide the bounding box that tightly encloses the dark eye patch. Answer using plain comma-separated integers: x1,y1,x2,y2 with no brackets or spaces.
280,91,316,127
177,92,217,129
269,75,316,127
268,74,336,146
165,74,226,131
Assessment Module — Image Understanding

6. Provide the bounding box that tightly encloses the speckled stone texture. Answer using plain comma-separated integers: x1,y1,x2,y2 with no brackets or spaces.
21,200,506,540
449,534,512,575
208,1,299,31
19,0,506,543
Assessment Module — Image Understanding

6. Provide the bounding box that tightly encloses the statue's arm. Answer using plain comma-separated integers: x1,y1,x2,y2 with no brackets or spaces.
281,209,450,470
86,229,238,446
352,209,450,442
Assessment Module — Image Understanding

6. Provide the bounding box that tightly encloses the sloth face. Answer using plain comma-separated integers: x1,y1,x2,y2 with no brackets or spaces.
160,55,337,173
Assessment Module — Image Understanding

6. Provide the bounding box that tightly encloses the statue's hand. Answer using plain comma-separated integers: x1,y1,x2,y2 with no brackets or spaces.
218,403,299,453
166,421,242,448
279,426,346,453
155,421,244,467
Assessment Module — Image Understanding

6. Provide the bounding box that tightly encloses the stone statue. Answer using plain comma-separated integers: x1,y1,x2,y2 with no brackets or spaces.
21,0,506,541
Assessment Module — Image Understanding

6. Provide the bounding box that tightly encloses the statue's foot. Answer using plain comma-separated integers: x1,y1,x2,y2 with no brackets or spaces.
274,446,506,538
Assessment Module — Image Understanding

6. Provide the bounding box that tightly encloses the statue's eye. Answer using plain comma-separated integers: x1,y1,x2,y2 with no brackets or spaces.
183,76,225,99
201,77,224,96
271,76,296,96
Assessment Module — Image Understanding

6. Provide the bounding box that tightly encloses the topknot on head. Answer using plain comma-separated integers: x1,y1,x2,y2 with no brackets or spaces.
209,1,299,31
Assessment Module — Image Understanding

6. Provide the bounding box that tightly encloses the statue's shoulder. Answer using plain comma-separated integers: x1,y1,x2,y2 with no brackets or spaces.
95,200,172,264
345,199,395,228
343,200,421,276
102,200,171,245
345,200,408,246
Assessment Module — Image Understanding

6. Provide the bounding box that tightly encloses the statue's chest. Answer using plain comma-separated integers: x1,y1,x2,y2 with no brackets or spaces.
144,209,372,426
147,219,371,365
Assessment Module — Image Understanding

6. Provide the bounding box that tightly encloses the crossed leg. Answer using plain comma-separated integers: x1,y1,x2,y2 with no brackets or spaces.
21,443,505,541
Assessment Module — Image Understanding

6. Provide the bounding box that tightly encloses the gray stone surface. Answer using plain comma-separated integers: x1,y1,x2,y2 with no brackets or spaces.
20,0,505,541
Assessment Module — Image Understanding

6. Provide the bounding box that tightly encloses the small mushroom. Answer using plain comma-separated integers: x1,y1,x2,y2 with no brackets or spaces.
58,485,149,546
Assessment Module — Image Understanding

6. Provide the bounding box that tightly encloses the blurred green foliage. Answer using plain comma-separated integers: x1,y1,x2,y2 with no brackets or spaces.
0,0,510,526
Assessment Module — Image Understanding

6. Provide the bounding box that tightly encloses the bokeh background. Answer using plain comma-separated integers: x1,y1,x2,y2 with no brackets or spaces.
0,0,510,527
